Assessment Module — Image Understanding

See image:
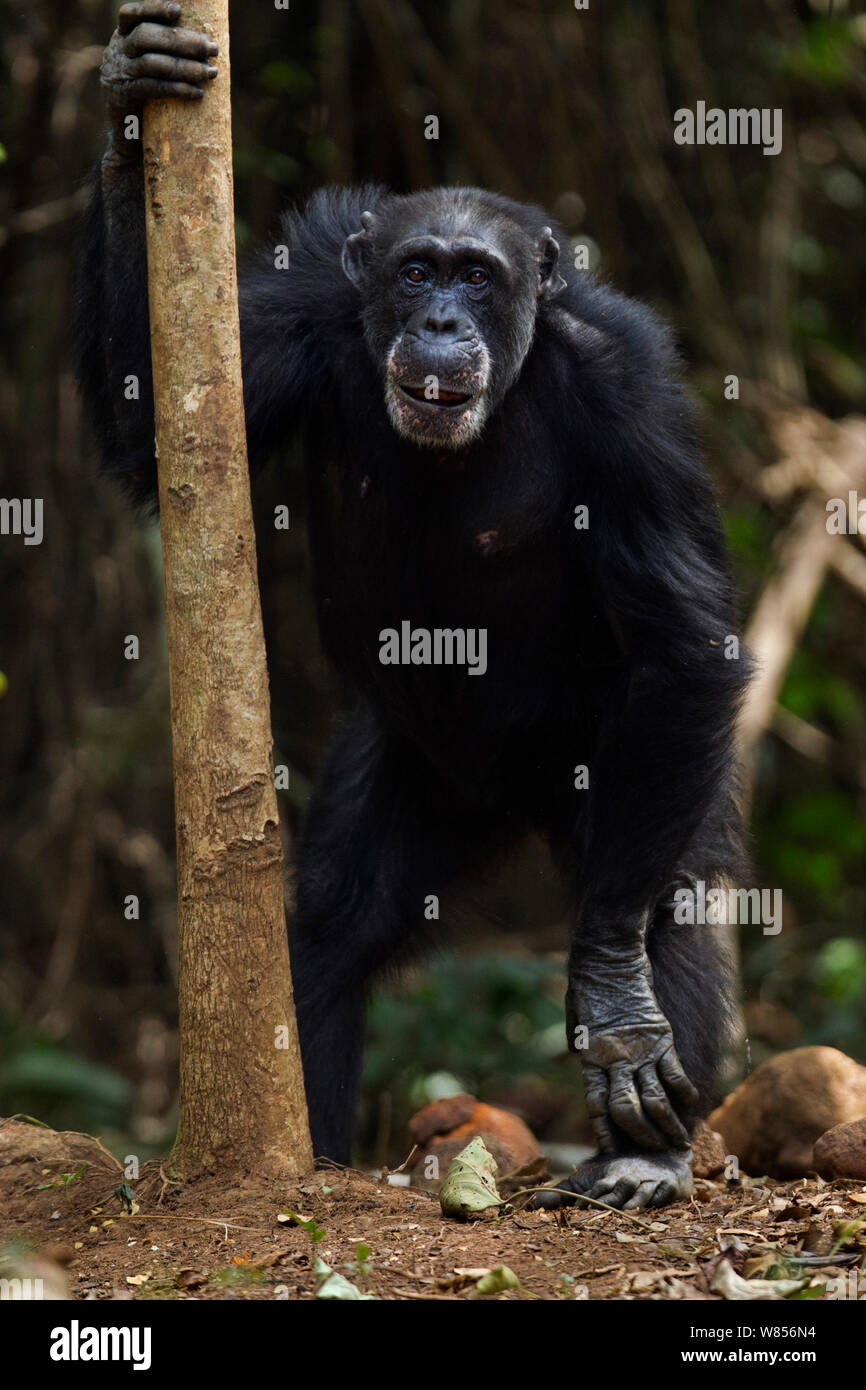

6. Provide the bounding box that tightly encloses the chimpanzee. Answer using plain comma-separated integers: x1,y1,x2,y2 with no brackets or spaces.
77,2,749,1209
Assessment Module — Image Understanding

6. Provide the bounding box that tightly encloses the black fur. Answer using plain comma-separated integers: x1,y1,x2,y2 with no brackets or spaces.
76,179,748,1165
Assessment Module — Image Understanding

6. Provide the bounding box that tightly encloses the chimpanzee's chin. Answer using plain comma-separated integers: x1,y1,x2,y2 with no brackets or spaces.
386,388,488,450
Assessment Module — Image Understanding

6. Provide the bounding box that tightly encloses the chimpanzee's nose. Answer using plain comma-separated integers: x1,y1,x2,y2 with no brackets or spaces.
418,304,476,342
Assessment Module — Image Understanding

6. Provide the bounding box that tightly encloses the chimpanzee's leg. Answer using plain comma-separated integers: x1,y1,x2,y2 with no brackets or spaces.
290,704,489,1165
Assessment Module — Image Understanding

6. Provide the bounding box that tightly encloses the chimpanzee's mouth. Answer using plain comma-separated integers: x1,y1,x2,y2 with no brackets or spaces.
399,384,474,409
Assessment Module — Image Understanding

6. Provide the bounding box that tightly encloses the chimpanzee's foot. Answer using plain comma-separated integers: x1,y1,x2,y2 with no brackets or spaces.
532,1147,693,1211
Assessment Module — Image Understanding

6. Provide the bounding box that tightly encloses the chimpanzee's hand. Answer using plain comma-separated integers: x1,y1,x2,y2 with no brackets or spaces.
101,2,218,112
580,1020,697,1151
568,934,699,1152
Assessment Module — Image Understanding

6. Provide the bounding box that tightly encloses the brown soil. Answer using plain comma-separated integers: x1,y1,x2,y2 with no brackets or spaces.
1,1118,863,1301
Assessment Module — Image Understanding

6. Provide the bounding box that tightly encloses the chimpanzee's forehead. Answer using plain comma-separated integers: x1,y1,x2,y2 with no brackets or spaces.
383,190,533,260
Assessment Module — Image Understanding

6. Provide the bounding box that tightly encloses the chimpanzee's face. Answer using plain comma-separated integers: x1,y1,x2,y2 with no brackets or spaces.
341,191,566,450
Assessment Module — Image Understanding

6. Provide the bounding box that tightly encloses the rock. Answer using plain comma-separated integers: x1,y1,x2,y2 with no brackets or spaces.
409,1093,477,1145
813,1118,866,1179
408,1093,541,1185
691,1121,727,1179
709,1046,866,1177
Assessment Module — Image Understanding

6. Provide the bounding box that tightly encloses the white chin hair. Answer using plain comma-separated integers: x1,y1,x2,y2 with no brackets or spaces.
385,384,489,450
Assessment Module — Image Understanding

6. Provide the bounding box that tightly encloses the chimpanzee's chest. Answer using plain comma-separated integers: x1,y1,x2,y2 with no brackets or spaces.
305,439,618,772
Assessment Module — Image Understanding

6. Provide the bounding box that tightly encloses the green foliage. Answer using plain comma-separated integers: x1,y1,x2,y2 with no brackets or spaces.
233,146,299,186
280,1211,326,1242
36,1163,88,1194
780,650,864,729
364,952,567,1101
0,1016,131,1135
346,1242,371,1279
258,61,316,99
210,1264,267,1289
361,952,571,1155
115,1182,136,1213
775,19,857,85
817,938,866,1005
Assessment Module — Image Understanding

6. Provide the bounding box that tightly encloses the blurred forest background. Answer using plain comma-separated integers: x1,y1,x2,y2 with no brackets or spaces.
1,0,865,1165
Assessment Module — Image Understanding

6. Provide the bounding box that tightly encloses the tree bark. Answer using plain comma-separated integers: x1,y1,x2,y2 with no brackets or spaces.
142,0,312,1178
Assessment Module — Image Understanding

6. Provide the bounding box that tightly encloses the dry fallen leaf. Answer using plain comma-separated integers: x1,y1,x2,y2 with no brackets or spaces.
710,1259,809,1301
655,1276,715,1301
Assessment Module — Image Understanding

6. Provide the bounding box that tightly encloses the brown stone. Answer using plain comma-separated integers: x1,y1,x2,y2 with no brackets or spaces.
408,1093,477,1145
813,1118,866,1179
691,1120,727,1178
408,1094,541,1184
709,1046,866,1177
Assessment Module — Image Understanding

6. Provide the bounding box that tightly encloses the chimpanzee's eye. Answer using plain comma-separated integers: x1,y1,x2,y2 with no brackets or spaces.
402,264,427,287
464,266,489,287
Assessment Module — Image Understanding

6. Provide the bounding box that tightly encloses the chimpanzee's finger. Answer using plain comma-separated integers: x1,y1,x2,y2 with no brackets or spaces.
647,1180,677,1208
118,1,182,36
637,1063,691,1146
123,22,218,61
587,1177,637,1210
657,1047,700,1107
126,78,205,102
606,1061,666,1150
582,1065,617,1152
126,54,217,87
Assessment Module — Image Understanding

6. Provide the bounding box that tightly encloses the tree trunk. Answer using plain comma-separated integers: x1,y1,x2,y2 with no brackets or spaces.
141,0,312,1178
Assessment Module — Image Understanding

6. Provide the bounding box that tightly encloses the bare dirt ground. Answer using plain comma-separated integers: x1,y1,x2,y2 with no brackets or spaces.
2,1118,864,1301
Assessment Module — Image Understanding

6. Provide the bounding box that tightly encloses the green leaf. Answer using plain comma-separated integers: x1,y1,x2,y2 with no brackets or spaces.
313,1258,377,1301
476,1266,520,1294
280,1211,325,1242
439,1138,503,1219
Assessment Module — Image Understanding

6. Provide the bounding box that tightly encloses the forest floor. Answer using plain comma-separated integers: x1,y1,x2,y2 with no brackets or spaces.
1,1118,864,1301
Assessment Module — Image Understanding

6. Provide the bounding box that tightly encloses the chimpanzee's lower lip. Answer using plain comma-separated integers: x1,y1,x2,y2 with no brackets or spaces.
399,384,474,409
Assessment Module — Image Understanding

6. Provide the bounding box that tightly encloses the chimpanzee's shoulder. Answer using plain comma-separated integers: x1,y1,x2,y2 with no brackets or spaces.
242,185,390,325
281,184,390,250
553,272,682,377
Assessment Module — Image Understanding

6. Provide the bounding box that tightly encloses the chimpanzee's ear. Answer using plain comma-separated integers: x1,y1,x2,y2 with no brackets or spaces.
535,226,568,300
341,210,377,289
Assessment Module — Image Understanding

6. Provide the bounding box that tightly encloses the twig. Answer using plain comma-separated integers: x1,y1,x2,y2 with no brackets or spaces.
387,1144,419,1176
124,1213,269,1233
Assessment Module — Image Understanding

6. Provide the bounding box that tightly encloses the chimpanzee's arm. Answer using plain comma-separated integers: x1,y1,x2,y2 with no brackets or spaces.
548,299,747,1172
76,2,337,508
